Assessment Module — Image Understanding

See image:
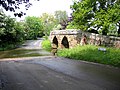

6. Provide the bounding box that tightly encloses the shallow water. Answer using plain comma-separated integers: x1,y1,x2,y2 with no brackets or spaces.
0,48,52,59
0,39,52,59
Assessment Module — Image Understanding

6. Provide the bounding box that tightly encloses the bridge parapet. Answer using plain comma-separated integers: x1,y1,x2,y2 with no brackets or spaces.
50,29,120,49
50,29,82,35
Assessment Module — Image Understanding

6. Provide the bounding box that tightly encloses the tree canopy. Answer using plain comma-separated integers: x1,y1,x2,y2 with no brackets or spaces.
0,9,25,50
0,0,39,17
24,16,44,39
71,0,120,35
40,13,57,36
54,10,68,29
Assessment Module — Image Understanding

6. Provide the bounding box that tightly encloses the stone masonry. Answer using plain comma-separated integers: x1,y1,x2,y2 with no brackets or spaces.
50,29,120,49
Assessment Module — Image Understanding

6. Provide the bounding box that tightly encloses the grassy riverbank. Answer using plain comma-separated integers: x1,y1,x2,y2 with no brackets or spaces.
57,45,120,67
41,40,120,67
41,39,52,51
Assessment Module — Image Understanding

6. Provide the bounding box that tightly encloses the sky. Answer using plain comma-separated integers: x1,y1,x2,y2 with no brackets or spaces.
4,0,75,21
28,0,74,16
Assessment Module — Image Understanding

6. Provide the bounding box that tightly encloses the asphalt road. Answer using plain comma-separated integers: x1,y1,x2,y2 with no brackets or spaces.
0,56,120,90
0,39,120,90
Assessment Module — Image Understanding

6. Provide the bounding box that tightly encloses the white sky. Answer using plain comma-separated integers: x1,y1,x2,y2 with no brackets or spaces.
28,0,74,16
4,0,75,21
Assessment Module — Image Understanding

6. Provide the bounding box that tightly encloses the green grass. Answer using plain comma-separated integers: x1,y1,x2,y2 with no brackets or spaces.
41,39,120,67
41,39,52,51
57,45,120,67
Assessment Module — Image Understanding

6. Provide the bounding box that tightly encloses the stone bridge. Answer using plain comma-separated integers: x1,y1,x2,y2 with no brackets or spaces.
50,30,120,49
50,30,83,49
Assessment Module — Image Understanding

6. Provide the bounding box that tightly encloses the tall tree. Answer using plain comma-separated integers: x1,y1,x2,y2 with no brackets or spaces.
71,0,120,35
0,9,25,47
0,9,5,35
54,10,68,29
40,13,57,36
24,16,44,39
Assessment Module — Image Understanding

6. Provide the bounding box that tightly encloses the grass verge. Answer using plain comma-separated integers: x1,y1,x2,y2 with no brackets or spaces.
57,45,120,68
41,39,52,51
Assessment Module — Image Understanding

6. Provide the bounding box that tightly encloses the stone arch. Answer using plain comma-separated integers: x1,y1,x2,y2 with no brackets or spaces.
61,36,69,48
52,36,58,47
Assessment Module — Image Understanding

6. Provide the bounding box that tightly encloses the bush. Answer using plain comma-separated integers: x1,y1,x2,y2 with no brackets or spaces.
57,45,120,67
42,39,52,51
66,22,77,29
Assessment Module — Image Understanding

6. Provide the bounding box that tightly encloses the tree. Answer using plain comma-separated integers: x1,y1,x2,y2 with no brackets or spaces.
0,9,6,35
54,10,68,29
71,0,120,35
93,1,120,35
0,0,39,17
66,22,77,29
40,13,57,36
24,16,44,39
0,11,17,44
14,21,25,42
71,0,94,30
0,10,25,49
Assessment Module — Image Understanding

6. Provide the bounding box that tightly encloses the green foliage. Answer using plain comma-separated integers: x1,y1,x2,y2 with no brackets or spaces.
71,0,120,35
54,10,68,24
39,11,69,33
108,23,118,36
57,45,120,67
0,0,37,17
54,10,68,29
24,16,44,39
66,22,77,29
40,13,57,36
55,24,62,30
0,10,25,50
42,39,52,51
0,44,16,51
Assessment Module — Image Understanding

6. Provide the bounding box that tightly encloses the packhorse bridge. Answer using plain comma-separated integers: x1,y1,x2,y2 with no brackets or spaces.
50,29,120,49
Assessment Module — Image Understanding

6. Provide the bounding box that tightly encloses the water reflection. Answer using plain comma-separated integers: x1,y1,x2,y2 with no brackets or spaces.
0,39,52,59
0,48,51,59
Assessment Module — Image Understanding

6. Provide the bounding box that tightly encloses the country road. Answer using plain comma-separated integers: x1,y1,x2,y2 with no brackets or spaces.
20,38,43,49
0,40,120,90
